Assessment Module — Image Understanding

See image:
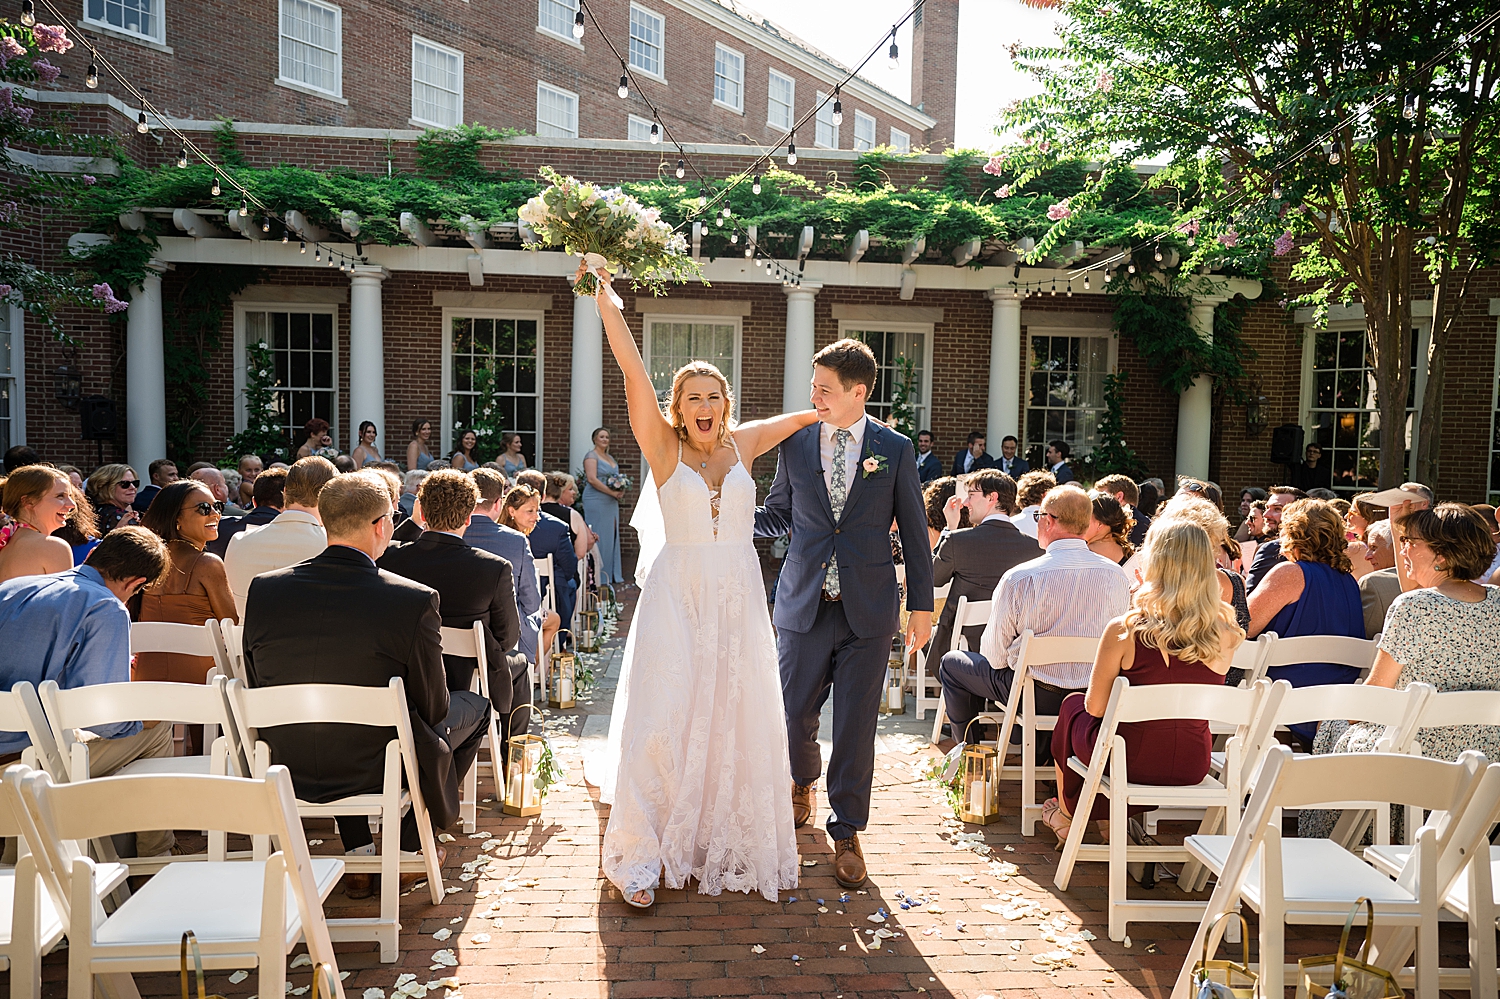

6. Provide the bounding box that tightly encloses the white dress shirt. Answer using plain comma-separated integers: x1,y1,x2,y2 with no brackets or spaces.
1012,505,1042,539
225,509,328,618
820,415,868,499
963,451,976,473
979,538,1130,689
1000,457,1020,476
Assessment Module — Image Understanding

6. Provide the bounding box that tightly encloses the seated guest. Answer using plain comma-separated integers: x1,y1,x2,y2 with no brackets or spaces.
398,470,427,522
1343,493,1385,582
1043,520,1241,843
938,486,1129,758
1,445,40,473
543,472,597,560
225,456,336,617
133,458,179,512
243,473,488,895
1084,491,1134,567
1359,519,1401,639
208,466,286,558
950,431,995,477
236,455,262,508
0,527,176,855
1245,485,1307,592
1136,479,1161,520
1247,498,1365,745
1301,503,1500,839
86,463,142,534
1095,474,1150,548
1152,496,1249,632
516,470,578,636
1233,487,1269,542
930,470,1041,659
0,465,93,583
922,476,968,552
1045,440,1075,485
1010,470,1057,540
295,417,332,460
1176,477,1224,512
190,466,245,517
221,469,245,514
377,470,520,699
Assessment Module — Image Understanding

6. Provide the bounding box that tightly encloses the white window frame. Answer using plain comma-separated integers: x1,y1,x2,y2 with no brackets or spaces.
232,301,342,444
713,43,744,114
1022,328,1120,461
641,314,744,420
628,2,665,82
0,302,24,452
766,68,794,131
82,0,165,47
852,110,877,152
889,127,910,153
410,35,464,129
837,319,935,432
627,113,655,142
277,0,343,101
536,0,582,47
536,81,580,139
440,309,546,469
815,90,839,149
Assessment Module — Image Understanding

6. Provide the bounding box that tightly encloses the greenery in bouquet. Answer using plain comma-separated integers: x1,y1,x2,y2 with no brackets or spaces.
518,166,703,297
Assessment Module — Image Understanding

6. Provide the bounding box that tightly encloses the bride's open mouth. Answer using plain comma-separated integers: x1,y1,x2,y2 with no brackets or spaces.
696,417,714,434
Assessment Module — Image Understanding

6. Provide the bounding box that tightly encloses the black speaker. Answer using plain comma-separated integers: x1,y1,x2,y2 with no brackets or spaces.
79,396,118,440
1270,423,1304,465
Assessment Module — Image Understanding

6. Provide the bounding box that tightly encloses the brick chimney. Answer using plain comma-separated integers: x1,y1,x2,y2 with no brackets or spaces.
910,0,959,150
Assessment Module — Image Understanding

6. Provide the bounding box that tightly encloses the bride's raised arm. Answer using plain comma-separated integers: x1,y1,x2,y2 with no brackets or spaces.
733,409,821,463
590,266,680,483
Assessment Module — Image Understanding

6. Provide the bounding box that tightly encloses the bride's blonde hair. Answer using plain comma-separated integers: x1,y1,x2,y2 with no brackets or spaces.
1125,520,1241,664
666,361,736,445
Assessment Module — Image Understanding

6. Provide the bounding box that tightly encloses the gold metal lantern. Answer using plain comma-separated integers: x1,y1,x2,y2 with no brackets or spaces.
548,632,576,708
502,707,544,817
576,610,601,653
959,719,1000,825
882,651,906,715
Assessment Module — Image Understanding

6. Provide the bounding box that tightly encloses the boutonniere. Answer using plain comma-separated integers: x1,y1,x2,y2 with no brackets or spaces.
862,454,889,478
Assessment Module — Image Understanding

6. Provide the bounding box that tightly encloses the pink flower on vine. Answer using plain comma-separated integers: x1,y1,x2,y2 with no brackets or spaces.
30,24,73,54
81,174,95,185
92,282,128,313
0,87,33,125
1273,230,1295,256
998,184,1013,198
1179,219,1200,237
0,285,11,299
1217,227,1240,248
1037,140,1052,154
32,58,59,84
0,37,24,64
982,154,1006,176
1046,198,1073,221
1095,71,1115,92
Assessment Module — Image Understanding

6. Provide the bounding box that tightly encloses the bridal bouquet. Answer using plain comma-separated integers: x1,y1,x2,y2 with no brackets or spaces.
605,472,632,493
517,167,701,299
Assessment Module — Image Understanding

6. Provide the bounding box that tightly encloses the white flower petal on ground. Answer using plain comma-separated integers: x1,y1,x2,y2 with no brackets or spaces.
229,971,250,984
290,955,313,969
363,990,386,999
431,950,458,967
432,928,452,941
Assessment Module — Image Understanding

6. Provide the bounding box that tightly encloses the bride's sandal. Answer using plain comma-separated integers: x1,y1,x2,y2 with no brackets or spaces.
627,887,655,909
1040,797,1073,851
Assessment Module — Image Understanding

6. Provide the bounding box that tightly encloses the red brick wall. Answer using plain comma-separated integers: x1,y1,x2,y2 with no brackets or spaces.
910,0,959,150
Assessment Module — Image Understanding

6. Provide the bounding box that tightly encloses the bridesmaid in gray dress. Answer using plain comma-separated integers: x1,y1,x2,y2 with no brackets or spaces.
583,427,626,585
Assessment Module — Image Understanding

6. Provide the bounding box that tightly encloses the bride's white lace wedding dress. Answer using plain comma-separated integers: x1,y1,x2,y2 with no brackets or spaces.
599,438,799,901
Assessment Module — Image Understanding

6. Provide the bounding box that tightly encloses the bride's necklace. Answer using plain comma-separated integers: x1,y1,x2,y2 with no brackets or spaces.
686,444,714,469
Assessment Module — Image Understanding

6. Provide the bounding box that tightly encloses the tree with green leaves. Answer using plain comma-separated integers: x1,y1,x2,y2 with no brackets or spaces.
1001,0,1500,487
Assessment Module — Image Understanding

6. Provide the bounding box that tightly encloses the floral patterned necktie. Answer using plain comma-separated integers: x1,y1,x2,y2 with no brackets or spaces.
825,428,852,597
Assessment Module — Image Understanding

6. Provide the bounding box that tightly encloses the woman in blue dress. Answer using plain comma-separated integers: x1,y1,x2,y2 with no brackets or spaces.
451,429,480,472
499,432,529,479
582,426,626,585
406,419,436,472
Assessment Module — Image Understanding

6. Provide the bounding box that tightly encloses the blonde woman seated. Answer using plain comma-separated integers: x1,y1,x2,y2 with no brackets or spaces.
1042,520,1243,846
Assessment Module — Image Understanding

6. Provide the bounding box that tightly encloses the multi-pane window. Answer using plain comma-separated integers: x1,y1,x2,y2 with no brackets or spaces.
279,0,341,96
848,328,928,435
536,82,579,138
889,127,911,153
411,36,463,127
0,306,17,453
84,0,160,43
853,111,876,151
245,310,337,446
1306,326,1421,493
628,4,663,78
815,91,839,148
767,69,794,130
713,44,743,111
646,320,738,412
450,317,540,461
537,0,577,38
1491,338,1500,505
627,113,654,142
1026,333,1113,463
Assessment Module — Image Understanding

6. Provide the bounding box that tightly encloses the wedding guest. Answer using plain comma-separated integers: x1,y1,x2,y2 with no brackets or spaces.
1153,496,1248,628
1290,443,1333,493
498,433,528,478
1043,520,1241,843
1095,474,1151,548
1045,440,1075,484
930,470,1040,659
1,445,39,473
582,427,625,585
938,486,1129,756
950,431,994,477
1176,477,1223,511
133,458,177,512
351,421,382,469
1136,479,1162,519
222,469,246,514
1233,487,1268,541
295,418,332,461
1085,491,1134,566
915,430,942,484
0,465,93,582
86,464,142,534
997,435,1030,479
1011,470,1057,540
209,466,286,558
399,470,427,521
236,455,263,508
0,527,177,853
450,430,480,472
243,472,487,895
1359,519,1401,639
505,478,578,638
225,456,335,617
922,476,968,551
189,466,245,517
1342,493,1384,582
1245,485,1308,592
543,471,596,560
406,419,436,475
55,465,84,491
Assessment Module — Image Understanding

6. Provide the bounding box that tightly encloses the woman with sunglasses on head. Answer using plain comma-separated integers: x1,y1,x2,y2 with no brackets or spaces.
135,480,238,751
85,463,143,534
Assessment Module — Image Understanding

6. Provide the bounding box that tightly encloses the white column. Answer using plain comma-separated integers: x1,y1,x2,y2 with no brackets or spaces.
782,281,822,414
125,261,167,475
1175,299,1221,481
348,265,389,455
986,288,1023,448
570,293,604,471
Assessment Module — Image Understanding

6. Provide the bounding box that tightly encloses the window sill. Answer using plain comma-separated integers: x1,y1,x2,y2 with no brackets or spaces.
76,19,172,53
275,78,349,105
629,66,667,87
410,117,464,130
712,98,744,116
768,119,793,132
536,25,584,50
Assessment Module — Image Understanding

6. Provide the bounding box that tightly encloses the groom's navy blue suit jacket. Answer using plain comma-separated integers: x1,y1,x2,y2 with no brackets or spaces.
754,420,934,639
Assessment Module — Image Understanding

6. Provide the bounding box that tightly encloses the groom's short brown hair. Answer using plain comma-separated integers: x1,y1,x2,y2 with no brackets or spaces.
812,338,877,395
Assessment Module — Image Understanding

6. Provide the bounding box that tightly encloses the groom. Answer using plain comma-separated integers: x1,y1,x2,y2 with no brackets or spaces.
755,338,934,887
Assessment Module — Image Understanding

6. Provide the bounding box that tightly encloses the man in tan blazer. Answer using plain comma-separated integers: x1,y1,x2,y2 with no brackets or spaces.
225,456,336,617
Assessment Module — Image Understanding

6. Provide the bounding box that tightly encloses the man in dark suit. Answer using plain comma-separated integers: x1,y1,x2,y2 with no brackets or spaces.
915,430,943,485
1094,473,1151,549
1046,440,1076,484
207,466,285,558
930,470,1041,657
950,430,996,477
517,470,578,640
996,435,1030,479
243,471,489,896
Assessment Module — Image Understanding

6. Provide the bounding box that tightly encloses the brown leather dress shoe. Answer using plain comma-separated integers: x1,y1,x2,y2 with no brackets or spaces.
833,834,867,888
400,844,448,890
792,782,815,829
343,873,374,899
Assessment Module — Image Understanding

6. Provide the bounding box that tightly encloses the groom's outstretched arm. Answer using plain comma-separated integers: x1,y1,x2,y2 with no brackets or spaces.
754,446,793,539
892,440,935,612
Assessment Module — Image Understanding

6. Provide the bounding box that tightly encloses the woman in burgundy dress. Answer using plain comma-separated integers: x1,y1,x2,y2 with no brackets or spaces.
1043,520,1245,845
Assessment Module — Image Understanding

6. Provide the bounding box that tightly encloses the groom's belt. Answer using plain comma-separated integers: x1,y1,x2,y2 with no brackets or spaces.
820,589,842,602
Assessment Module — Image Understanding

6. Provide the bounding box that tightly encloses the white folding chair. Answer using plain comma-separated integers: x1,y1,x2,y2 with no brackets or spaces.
131,620,237,753
1395,690,1500,844
440,623,504,835
0,684,67,783
915,581,952,720
226,677,444,962
1228,633,1268,688
1053,677,1281,941
1173,747,1500,999
926,595,992,744
1247,631,1382,687
7,764,345,999
534,554,557,699
216,619,249,684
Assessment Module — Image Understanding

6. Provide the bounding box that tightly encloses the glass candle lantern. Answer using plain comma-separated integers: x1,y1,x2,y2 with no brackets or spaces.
882,652,906,715
577,610,601,653
502,732,545,816
959,743,1000,825
548,634,576,709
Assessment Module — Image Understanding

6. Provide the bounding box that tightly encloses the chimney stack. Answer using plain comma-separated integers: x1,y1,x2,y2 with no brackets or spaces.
910,0,959,150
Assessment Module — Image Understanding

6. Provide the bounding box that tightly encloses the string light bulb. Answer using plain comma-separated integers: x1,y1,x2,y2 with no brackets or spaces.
86,61,98,89
261,217,271,233
210,176,221,197
752,175,761,195
730,232,738,243
618,71,629,100
136,111,149,134
1326,141,1341,165
19,0,34,26
239,197,248,218
299,240,306,253
1153,245,1163,262
572,8,585,38
754,257,762,266
832,91,843,126
1402,93,1417,120
786,134,798,166
675,158,685,179
282,232,289,244
1271,174,1283,199
1066,279,1073,297
177,147,188,169
648,122,660,144
1083,273,1091,290
1050,278,1057,296
327,251,335,267
315,247,321,261
721,206,731,217
887,28,899,70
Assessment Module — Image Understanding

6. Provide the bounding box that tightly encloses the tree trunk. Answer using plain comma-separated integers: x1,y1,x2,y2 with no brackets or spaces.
1415,332,1446,487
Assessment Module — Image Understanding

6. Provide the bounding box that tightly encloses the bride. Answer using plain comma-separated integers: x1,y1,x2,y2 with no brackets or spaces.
588,265,818,907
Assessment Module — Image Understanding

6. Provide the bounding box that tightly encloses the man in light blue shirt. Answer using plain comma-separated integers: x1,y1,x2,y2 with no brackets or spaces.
0,527,177,855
